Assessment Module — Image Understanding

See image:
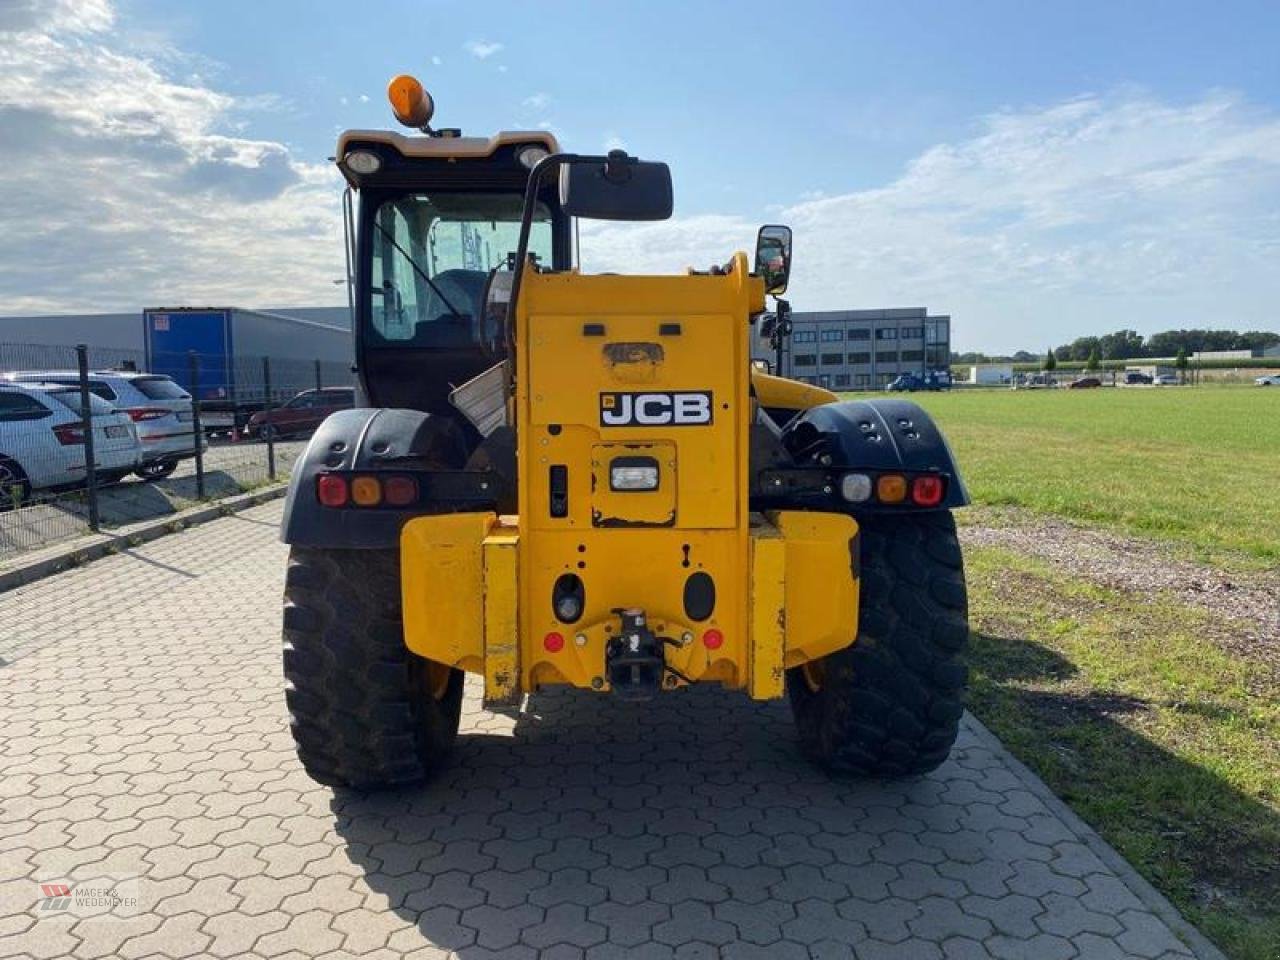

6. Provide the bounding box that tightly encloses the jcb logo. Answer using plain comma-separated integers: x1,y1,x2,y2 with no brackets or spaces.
600,391,713,427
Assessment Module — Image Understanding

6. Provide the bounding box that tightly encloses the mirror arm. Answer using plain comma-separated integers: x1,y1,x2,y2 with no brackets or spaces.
505,152,576,366
505,150,641,375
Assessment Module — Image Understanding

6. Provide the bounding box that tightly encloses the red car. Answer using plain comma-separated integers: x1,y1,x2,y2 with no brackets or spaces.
248,387,354,440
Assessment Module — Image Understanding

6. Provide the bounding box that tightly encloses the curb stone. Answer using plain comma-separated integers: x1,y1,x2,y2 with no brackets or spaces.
961,712,1229,960
0,484,288,594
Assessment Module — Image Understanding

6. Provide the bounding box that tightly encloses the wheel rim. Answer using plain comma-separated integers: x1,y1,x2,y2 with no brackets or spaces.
801,658,826,693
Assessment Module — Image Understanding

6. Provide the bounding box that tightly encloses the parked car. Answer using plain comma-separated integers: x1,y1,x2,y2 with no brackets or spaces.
1153,373,1180,385
885,373,924,393
885,371,950,393
246,387,355,439
1124,371,1154,385
1017,373,1058,389
0,382,140,505
1255,374,1280,386
1068,376,1102,389
4,370,204,480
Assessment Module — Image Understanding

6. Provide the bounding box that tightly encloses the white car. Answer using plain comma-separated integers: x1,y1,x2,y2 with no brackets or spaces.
1255,374,1280,386
1153,373,1180,385
0,382,141,505
4,370,202,479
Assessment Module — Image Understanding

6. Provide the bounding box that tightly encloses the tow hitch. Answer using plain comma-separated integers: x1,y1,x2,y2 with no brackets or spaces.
605,608,669,701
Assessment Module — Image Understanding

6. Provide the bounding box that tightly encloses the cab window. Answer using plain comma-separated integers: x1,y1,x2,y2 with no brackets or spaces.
369,193,551,346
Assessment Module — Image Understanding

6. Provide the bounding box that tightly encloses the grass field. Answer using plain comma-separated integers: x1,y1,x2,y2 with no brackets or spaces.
831,385,1280,958
896,386,1280,567
965,547,1278,960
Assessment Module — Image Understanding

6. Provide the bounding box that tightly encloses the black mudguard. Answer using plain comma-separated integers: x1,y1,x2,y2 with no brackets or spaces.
280,408,471,549
777,398,970,510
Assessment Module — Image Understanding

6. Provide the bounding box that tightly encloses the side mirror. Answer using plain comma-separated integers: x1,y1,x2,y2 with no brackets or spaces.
559,151,673,221
754,224,792,295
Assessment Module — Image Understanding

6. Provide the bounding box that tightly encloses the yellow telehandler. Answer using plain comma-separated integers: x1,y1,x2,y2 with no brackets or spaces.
281,76,969,788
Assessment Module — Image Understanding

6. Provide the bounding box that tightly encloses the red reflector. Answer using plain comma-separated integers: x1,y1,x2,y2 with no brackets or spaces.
544,632,565,653
383,475,417,506
128,408,168,422
703,629,724,650
316,474,349,507
911,475,945,507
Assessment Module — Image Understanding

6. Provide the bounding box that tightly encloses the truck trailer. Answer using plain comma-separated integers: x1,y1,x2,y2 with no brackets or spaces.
143,307,353,426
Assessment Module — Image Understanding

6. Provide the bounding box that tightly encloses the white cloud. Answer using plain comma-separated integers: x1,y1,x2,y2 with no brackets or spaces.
603,133,626,152
464,39,503,60
0,0,114,35
581,92,1280,349
430,55,442,66
522,92,549,111
0,1,344,314
358,94,369,104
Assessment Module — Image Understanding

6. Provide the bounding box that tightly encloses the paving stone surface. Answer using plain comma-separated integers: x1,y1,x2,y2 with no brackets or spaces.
0,501,1215,958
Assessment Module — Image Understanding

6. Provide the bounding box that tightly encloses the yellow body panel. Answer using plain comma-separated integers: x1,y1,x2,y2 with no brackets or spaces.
399,253,861,700
482,522,520,702
750,368,838,411
402,509,859,699
748,520,787,699
401,513,487,675
771,511,860,668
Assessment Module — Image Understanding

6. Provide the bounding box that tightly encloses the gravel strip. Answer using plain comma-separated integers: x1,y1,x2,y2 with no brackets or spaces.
959,507,1280,666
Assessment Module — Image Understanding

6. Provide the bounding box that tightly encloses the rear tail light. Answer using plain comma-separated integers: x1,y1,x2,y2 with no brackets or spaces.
911,475,945,507
876,474,908,503
383,475,417,506
350,476,382,506
317,474,421,508
316,474,349,507
52,422,86,445
127,408,168,422
840,473,872,502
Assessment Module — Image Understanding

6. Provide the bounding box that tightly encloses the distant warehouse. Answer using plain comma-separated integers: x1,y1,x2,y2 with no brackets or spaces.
753,307,951,389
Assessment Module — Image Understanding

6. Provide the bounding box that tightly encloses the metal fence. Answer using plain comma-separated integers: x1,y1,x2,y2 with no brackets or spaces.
1,342,354,562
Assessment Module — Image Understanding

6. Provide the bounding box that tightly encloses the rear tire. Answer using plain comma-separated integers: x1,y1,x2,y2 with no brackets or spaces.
282,546,464,789
786,511,968,777
136,459,177,481
0,457,31,509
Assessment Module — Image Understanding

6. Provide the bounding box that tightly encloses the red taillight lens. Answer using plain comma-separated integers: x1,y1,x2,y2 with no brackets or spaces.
702,629,724,650
543,632,565,653
127,408,168,422
911,475,945,507
316,474,349,507
53,423,86,445
383,475,417,506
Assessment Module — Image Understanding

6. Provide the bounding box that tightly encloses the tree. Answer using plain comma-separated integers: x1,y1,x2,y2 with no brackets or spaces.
1098,329,1145,360
1085,348,1100,371
1044,348,1057,372
1176,347,1188,370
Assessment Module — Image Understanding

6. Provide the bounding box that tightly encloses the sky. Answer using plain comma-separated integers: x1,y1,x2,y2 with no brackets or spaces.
1,0,1278,352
